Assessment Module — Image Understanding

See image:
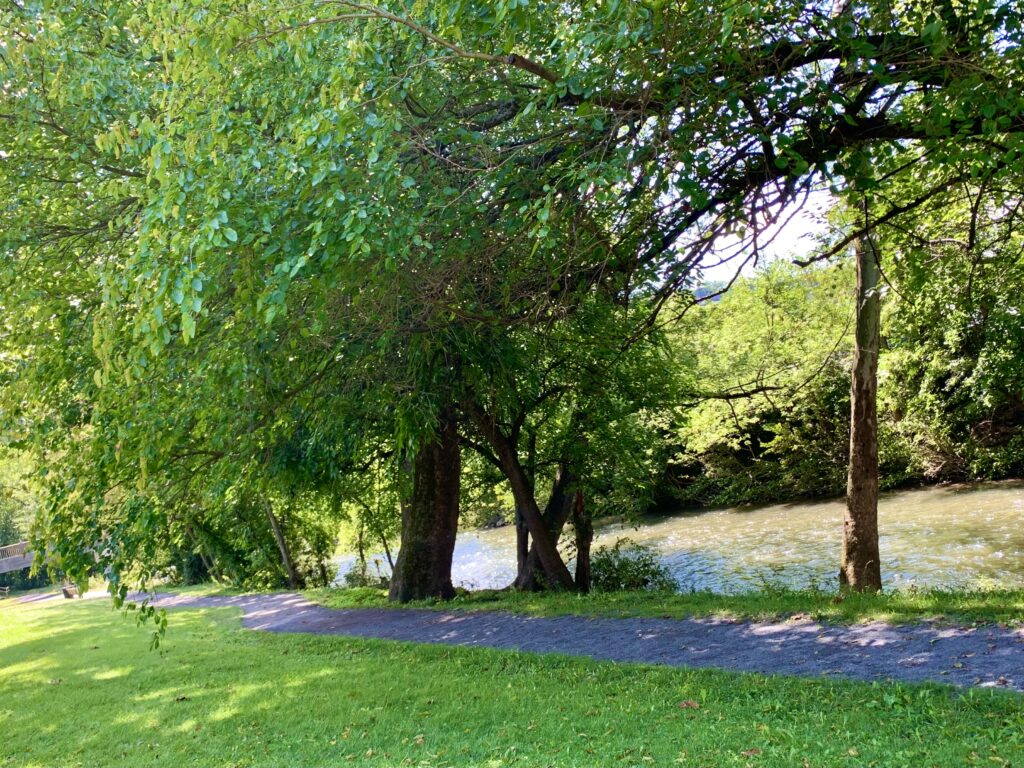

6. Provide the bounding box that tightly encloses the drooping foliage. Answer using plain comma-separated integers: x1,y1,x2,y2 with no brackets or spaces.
1,0,1023,596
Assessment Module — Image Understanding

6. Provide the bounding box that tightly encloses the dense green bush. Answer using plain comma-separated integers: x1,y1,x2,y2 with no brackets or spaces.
590,539,677,592
0,563,53,592
341,558,389,589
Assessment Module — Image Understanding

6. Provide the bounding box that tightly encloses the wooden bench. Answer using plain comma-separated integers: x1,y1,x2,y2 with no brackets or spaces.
61,583,79,599
0,586,10,598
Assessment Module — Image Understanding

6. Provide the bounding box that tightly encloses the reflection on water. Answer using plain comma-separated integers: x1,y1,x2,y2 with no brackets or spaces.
336,481,1024,592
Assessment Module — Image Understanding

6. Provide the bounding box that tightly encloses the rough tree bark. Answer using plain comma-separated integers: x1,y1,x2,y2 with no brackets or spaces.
388,408,462,602
840,227,883,592
513,464,576,591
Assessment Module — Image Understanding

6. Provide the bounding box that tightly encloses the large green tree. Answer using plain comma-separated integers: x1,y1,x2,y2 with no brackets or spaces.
3,0,1024,599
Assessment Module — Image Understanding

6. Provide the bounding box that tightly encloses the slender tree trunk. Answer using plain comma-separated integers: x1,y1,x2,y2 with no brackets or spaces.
355,521,366,574
379,533,395,571
500,452,575,590
357,497,396,571
185,525,217,581
571,490,593,593
265,503,304,589
466,400,575,590
514,464,575,590
841,228,883,592
389,408,461,602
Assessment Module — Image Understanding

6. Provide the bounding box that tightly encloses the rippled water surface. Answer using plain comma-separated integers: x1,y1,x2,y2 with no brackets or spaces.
337,482,1024,592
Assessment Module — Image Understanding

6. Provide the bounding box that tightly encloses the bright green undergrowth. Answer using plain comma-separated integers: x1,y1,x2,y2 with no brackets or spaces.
1,598,1022,768
307,586,1024,626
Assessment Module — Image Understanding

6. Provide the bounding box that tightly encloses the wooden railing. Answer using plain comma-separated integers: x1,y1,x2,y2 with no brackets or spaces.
0,541,34,574
0,541,29,560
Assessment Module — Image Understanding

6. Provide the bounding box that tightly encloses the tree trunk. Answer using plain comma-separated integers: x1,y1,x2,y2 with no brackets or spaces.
571,491,593,593
517,429,535,574
265,503,304,589
841,229,883,592
185,525,218,581
379,533,395,571
466,400,575,590
514,506,528,575
500,451,575,590
514,464,575,590
389,408,461,602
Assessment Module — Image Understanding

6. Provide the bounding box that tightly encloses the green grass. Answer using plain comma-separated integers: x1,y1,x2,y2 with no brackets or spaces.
1,598,1022,767
306,586,1024,626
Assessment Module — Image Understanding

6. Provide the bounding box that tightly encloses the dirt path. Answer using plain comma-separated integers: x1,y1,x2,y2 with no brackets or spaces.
142,592,1024,691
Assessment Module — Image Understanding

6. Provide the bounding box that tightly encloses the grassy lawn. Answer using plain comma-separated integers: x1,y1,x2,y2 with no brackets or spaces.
2,597,1023,767
306,586,1024,626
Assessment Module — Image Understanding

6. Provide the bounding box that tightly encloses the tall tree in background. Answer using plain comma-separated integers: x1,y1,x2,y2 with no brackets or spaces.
841,209,883,591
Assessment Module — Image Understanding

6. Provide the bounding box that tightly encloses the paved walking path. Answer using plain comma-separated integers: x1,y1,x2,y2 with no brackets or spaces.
145,592,1024,691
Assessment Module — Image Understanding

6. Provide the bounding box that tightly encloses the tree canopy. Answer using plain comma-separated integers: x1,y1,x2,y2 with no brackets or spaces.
2,0,1023,597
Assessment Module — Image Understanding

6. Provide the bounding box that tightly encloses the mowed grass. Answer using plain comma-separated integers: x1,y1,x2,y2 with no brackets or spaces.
307,586,1024,626
1,598,1023,767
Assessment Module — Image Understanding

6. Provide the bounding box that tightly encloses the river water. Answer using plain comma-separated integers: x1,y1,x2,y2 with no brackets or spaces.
336,481,1024,592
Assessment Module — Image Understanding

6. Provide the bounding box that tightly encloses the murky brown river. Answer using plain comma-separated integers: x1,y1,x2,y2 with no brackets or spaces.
337,481,1024,592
